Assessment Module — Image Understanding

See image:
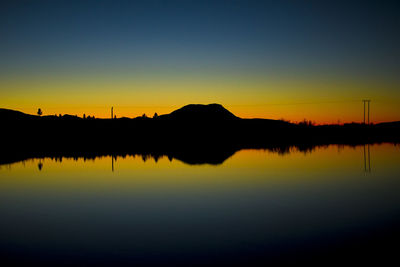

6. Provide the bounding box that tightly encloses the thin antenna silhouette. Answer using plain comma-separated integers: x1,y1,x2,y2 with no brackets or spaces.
111,107,114,119
362,100,371,124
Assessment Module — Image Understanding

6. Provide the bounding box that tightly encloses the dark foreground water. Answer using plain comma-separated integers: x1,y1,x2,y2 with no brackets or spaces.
1,144,400,266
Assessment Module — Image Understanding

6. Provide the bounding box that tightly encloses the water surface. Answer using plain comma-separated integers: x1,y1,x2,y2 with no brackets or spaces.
1,144,399,265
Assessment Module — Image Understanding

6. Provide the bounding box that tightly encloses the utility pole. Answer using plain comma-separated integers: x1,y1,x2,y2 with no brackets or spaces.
111,107,113,119
362,100,371,124
368,100,370,124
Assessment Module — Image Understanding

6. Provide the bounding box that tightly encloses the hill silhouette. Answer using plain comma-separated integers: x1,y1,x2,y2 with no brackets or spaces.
159,103,238,121
0,108,36,120
0,104,399,165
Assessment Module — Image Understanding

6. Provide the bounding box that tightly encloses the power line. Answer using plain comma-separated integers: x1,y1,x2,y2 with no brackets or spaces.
229,100,361,107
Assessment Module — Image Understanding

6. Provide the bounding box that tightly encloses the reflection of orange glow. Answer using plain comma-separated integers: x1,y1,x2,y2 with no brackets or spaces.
1,144,399,193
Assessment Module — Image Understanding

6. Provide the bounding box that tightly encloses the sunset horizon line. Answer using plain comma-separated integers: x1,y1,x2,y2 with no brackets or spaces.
2,102,397,125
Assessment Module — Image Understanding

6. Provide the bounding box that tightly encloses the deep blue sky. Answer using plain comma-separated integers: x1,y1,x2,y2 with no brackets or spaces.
0,0,399,122
1,0,399,77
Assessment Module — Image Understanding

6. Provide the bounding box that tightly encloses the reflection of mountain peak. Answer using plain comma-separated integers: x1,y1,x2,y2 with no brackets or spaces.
161,104,238,121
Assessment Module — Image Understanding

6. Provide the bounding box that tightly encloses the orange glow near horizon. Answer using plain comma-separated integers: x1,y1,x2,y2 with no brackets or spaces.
1,74,399,124
2,101,398,125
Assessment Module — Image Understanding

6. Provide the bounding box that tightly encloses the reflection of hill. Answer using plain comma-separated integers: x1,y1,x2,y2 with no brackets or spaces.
0,149,239,167
0,104,399,167
0,143,387,167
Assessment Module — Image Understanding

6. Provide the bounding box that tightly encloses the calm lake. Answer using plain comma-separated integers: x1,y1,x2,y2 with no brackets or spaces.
1,143,400,265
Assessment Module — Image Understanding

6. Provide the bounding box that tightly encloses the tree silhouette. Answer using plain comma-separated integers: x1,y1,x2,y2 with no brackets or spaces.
37,108,42,116
153,112,158,118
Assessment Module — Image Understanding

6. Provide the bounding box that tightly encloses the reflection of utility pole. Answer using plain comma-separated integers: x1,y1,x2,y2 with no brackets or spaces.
112,155,114,172
364,144,366,171
368,144,371,173
362,100,371,124
363,144,371,174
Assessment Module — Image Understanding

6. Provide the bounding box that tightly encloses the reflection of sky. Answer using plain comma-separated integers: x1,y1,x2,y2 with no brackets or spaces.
1,144,399,191
1,144,400,264
0,1,399,122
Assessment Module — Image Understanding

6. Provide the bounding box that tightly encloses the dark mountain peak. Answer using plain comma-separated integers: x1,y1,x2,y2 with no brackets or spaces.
164,103,238,121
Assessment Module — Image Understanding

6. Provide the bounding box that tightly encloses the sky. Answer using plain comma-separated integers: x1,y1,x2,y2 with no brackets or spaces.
0,0,399,123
